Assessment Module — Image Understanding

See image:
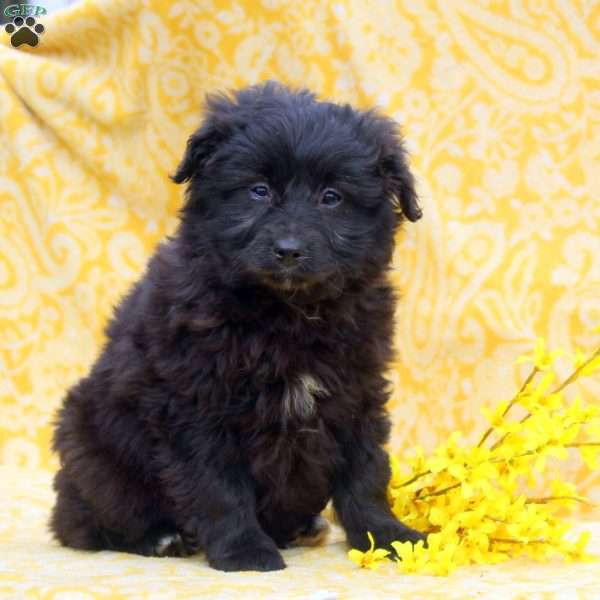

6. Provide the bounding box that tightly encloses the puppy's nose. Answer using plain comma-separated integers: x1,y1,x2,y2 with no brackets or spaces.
273,237,305,267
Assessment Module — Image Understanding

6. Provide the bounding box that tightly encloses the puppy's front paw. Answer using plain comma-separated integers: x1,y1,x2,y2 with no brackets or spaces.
210,546,286,572
388,522,427,546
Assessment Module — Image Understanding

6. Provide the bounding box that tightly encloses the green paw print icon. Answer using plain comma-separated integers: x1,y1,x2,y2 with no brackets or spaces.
5,16,45,48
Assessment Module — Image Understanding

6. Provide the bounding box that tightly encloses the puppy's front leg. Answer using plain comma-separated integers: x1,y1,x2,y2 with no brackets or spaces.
159,432,285,572
333,422,426,553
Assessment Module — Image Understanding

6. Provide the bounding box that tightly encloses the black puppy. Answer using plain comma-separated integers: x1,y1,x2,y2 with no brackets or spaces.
50,82,425,572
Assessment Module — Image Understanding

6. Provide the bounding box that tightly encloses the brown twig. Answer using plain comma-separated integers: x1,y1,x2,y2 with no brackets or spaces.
398,470,431,488
566,442,600,447
477,367,538,448
525,496,596,507
490,537,545,545
550,346,600,395
416,482,461,500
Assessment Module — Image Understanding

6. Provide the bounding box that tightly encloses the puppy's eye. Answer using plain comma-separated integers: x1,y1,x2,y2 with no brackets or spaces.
320,189,343,208
250,184,271,199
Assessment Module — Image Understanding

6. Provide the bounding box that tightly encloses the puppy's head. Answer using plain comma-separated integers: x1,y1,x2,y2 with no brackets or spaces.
173,82,421,298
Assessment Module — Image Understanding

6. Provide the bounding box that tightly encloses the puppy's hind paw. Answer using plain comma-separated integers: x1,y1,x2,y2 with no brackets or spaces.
134,524,195,557
154,532,189,557
210,547,286,572
292,515,330,547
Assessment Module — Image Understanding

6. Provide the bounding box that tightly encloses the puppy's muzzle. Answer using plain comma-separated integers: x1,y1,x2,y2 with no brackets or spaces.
273,236,306,268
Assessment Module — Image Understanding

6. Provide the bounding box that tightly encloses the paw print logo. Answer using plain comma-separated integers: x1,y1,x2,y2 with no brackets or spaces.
4,16,45,48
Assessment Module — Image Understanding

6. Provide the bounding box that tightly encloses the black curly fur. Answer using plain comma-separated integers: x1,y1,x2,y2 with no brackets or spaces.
50,82,424,571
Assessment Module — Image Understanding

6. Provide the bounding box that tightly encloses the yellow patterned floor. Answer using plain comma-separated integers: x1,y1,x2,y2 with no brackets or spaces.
0,466,598,599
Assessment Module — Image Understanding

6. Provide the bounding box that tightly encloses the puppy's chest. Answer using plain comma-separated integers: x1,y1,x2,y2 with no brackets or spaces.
228,333,350,507
277,373,327,421
248,363,336,426
235,333,344,424
233,370,333,434
241,371,339,510
224,322,353,439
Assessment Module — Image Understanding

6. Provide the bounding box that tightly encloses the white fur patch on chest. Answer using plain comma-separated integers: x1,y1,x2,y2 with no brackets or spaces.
282,374,328,420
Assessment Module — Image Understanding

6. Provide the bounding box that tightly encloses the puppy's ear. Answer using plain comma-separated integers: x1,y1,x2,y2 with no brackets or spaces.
379,131,422,222
171,127,221,184
171,94,236,184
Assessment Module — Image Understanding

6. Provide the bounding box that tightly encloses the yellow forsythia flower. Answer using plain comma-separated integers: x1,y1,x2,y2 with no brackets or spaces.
348,532,390,570
349,333,600,575
516,337,564,370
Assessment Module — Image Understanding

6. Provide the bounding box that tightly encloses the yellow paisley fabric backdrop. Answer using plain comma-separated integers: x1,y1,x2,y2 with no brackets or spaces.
1,1,600,597
1,1,599,504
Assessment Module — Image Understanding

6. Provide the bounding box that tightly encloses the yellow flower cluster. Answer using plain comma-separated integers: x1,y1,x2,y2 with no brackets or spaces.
349,334,600,575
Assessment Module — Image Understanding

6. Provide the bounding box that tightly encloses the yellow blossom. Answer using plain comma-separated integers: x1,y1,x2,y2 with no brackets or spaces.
517,337,563,370
388,454,404,488
347,335,600,576
392,539,431,574
347,532,390,570
580,445,599,470
482,401,510,427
